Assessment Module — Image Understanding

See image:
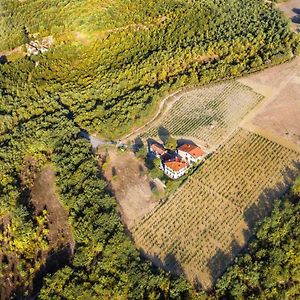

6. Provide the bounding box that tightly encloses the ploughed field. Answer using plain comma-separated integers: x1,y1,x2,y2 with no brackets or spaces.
141,81,263,148
132,128,300,289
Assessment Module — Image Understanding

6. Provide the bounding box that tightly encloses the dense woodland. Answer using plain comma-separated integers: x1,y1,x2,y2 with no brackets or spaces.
214,193,300,299
0,0,299,298
1,0,300,137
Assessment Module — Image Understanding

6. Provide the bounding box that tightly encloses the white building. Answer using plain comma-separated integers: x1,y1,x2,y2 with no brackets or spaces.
164,160,188,179
177,144,205,165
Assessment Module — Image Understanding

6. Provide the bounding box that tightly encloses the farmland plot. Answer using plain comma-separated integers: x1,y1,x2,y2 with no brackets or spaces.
133,129,300,289
141,81,263,148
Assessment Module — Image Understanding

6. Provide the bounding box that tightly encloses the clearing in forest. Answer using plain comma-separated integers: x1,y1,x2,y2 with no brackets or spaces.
30,165,74,251
98,148,161,229
140,81,263,149
132,128,300,290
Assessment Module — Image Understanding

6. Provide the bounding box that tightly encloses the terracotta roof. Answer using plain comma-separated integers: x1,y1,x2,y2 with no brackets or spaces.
165,160,187,172
151,143,166,155
178,144,204,158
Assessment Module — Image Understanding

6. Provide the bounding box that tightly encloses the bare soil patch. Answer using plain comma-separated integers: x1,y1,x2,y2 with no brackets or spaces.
239,57,300,152
99,148,160,229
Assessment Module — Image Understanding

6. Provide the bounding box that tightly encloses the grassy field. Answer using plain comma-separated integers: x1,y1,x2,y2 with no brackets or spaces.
132,128,300,289
141,81,263,148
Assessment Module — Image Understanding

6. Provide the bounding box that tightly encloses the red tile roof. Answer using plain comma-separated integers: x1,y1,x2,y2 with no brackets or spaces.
151,143,166,155
165,160,187,172
178,144,204,158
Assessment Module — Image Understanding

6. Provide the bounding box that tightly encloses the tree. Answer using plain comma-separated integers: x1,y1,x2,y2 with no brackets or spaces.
165,136,177,151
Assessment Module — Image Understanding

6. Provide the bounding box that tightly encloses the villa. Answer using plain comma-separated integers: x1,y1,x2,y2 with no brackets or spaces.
148,140,206,179
164,159,188,179
177,144,205,164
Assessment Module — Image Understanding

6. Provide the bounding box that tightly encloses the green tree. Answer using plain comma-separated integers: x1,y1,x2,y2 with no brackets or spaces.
165,136,177,151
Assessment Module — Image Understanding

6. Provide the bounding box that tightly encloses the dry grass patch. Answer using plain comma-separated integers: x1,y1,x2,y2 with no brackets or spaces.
239,57,300,151
99,148,161,229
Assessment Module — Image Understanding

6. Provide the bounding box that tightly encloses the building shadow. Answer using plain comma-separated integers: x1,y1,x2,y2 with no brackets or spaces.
132,136,144,153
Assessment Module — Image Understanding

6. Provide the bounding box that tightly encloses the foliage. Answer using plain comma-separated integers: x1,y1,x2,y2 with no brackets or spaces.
0,0,300,298
1,0,299,139
214,194,300,299
165,137,177,151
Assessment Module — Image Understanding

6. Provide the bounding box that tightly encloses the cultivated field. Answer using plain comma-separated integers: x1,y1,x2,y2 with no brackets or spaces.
132,128,300,289
141,81,263,148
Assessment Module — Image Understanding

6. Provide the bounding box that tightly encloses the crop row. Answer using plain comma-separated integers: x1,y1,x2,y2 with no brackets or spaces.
141,81,263,147
133,129,300,289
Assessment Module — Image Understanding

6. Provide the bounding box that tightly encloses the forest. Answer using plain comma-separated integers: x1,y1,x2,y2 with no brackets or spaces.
1,0,300,138
0,0,299,298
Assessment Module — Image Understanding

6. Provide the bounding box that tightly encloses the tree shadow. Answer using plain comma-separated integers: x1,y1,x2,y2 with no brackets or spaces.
12,245,73,299
292,8,300,15
132,136,144,153
149,181,157,191
243,161,300,229
111,166,117,176
0,55,7,64
141,250,185,277
291,15,300,24
31,245,72,297
158,126,170,144
207,248,232,288
177,139,197,147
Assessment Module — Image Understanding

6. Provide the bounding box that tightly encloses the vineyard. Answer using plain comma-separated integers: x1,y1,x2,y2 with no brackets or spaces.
141,81,263,148
132,129,300,289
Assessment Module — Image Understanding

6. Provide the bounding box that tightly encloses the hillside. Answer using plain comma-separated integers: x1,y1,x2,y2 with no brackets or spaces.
0,0,300,298
1,0,299,138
